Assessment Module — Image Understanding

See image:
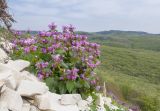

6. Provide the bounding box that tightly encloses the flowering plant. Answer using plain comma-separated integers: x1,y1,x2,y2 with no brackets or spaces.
11,23,101,97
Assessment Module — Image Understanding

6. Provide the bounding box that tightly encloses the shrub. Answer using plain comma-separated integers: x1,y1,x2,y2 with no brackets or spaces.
11,23,101,97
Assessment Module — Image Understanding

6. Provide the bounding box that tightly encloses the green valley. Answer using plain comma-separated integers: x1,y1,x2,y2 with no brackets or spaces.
83,30,160,111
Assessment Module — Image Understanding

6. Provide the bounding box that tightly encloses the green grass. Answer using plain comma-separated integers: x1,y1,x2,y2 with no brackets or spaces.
89,35,160,51
97,46,160,111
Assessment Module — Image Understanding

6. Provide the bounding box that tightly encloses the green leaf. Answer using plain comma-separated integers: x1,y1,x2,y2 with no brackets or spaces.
66,81,75,93
84,81,90,89
45,77,55,91
56,49,64,54
59,82,67,94
61,62,69,68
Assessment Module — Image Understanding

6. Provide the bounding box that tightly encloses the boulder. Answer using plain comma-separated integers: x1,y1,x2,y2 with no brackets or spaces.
60,94,82,105
0,85,7,93
17,80,48,97
103,97,112,106
0,48,8,63
5,75,17,89
30,106,39,111
86,96,93,105
0,63,13,81
77,100,89,111
96,94,105,107
35,92,79,111
0,40,13,53
0,87,23,111
20,71,39,82
0,81,5,88
22,103,31,111
6,60,30,72
0,107,8,111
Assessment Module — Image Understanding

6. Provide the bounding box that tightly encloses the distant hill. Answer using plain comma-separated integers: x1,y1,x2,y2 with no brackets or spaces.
77,30,160,51
95,30,150,35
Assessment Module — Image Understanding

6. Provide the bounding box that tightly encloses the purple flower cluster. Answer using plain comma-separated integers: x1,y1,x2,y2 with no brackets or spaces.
36,62,48,69
66,68,79,80
12,23,101,94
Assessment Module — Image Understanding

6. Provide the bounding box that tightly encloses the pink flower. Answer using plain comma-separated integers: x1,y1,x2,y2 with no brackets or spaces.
31,46,37,51
48,22,57,31
24,47,30,53
39,31,46,37
41,48,47,53
36,62,48,69
52,54,62,63
66,68,79,80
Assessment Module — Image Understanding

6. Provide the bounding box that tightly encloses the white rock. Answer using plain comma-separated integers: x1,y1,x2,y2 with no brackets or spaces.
97,106,106,111
109,104,119,110
35,92,52,110
0,87,23,111
96,94,105,107
0,41,13,53
30,106,38,111
0,48,8,63
0,63,12,81
22,103,30,111
77,100,89,111
6,60,30,72
0,107,8,111
17,80,48,97
60,94,82,105
0,81,5,88
103,97,112,106
35,92,79,111
35,92,61,110
5,75,17,89
20,71,39,82
0,85,7,93
86,96,93,105
0,101,7,107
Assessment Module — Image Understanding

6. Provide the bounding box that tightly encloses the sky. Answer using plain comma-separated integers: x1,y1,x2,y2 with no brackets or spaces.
8,0,160,33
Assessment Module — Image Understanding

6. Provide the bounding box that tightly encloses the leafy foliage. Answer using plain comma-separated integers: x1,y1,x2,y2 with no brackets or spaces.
11,23,101,96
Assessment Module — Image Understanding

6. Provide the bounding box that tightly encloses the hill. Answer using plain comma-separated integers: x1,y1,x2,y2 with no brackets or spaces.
97,46,160,111
78,30,160,110
77,30,160,51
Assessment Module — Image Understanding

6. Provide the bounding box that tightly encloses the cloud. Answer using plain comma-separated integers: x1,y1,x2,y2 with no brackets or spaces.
8,0,160,33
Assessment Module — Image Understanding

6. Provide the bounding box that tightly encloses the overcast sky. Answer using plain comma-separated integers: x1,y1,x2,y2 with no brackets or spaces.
8,0,160,33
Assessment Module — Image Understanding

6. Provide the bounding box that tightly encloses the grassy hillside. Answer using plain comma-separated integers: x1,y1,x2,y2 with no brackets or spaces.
77,30,160,51
97,46,160,111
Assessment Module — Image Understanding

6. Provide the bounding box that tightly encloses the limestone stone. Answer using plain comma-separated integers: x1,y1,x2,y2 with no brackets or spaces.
30,106,39,111
22,103,31,111
20,71,39,82
0,87,23,111
60,94,82,105
35,92,79,111
0,48,8,63
103,97,112,106
96,94,105,107
0,85,7,93
17,80,48,97
77,100,89,111
5,75,17,89
0,41,13,53
0,63,12,81
86,96,93,105
0,81,5,88
35,92,61,110
6,60,30,72
0,107,8,111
